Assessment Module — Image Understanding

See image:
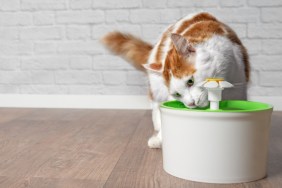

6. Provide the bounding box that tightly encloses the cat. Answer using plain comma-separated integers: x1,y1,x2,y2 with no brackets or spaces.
101,12,250,149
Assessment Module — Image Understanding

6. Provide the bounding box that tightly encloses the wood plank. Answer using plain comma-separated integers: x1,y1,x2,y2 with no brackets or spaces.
0,176,103,188
104,110,161,188
0,109,281,188
0,109,93,177
33,110,146,184
0,109,146,187
0,108,34,124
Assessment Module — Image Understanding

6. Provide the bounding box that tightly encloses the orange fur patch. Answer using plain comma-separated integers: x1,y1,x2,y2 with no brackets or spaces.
149,62,162,70
176,13,217,34
163,48,196,86
183,21,225,44
101,31,153,71
165,13,219,57
154,13,218,73
154,25,174,67
163,56,171,86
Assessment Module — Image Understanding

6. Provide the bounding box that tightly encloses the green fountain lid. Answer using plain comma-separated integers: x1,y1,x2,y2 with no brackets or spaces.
161,100,273,113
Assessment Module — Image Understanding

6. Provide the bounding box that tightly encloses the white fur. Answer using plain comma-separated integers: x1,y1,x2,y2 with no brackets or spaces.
145,14,247,149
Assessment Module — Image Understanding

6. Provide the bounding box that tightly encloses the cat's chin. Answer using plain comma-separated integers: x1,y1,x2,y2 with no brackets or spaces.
185,104,197,109
184,100,209,109
184,104,197,109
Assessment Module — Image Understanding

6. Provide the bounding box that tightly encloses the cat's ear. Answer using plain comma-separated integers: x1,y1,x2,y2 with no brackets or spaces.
171,33,195,57
143,63,163,73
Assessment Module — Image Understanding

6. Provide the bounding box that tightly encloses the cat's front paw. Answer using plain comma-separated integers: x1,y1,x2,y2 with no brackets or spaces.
148,135,162,148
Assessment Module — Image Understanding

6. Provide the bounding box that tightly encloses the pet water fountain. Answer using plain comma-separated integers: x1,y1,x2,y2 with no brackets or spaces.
160,78,273,184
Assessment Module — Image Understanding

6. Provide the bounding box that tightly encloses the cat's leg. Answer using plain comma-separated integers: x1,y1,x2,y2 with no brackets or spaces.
148,102,162,148
151,102,161,131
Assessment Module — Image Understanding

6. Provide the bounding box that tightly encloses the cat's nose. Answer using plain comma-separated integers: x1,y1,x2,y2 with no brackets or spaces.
182,96,195,108
188,101,195,106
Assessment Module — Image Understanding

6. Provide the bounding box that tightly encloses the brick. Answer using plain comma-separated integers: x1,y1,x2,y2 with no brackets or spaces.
160,9,181,23
0,58,20,70
66,26,90,40
102,85,146,95
0,71,32,84
20,27,62,40
143,0,167,8
92,25,114,39
0,85,19,93
70,56,92,70
0,0,20,11
70,0,92,9
22,0,66,10
92,85,104,94
0,42,32,55
21,57,69,70
34,42,57,54
248,23,282,38
58,41,102,55
247,86,264,96
0,27,19,40
92,0,141,8
103,71,126,85
248,70,259,86
0,13,32,26
262,8,282,22
92,24,142,39
260,71,282,86
115,24,141,37
126,71,147,86
228,23,247,38
250,55,282,71
262,40,282,55
20,85,68,94
142,24,166,42
57,10,104,24
248,86,282,96
242,39,261,55
0,0,278,96
180,8,199,18
220,0,245,7
30,71,54,84
68,85,103,94
248,0,282,7
193,0,219,7
130,9,160,23
93,55,134,70
167,0,193,7
33,12,55,25
209,8,259,23
106,10,130,23
55,71,101,84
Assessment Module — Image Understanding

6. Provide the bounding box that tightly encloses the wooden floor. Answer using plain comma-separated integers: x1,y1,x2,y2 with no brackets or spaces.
0,108,281,188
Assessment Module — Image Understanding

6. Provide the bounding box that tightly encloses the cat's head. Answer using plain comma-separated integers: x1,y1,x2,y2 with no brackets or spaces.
144,33,209,108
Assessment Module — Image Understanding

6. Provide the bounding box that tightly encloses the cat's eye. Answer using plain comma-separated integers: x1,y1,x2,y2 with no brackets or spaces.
187,78,194,87
173,92,182,98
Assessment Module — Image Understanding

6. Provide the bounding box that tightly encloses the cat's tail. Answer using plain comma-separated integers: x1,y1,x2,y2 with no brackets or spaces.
101,31,153,71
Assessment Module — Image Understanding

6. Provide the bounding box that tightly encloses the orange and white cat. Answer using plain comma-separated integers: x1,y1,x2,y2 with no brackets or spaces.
102,12,250,148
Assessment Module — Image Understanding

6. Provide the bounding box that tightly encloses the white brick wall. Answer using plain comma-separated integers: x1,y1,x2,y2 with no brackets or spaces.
0,0,281,96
